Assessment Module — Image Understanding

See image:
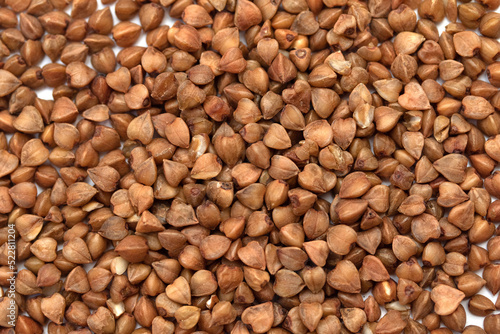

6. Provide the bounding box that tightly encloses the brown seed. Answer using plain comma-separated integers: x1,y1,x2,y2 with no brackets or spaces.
468,294,495,316
237,241,266,270
437,182,469,207
398,81,431,110
339,171,371,198
394,32,426,55
463,326,487,334
0,69,22,97
402,132,424,160
114,235,149,263
182,5,213,28
418,0,445,22
327,224,357,255
327,260,361,293
65,266,91,294
453,31,482,57
87,306,115,334
191,153,222,180
13,106,44,134
204,96,231,122
462,96,495,120
376,309,408,333
340,307,366,333
163,117,190,149
125,84,151,110
88,166,120,192
484,314,500,334
218,47,246,74
66,182,98,207
174,25,202,53
431,284,465,316
41,293,65,324
0,9,18,29
334,198,369,224
359,255,390,282
15,315,43,333
66,61,97,88
302,240,329,267
392,235,418,262
448,200,475,231
411,213,441,243
112,22,141,47
273,268,304,297
30,237,57,262
166,276,191,305
9,182,37,208
234,0,263,31
268,53,298,84
20,138,49,167
263,123,292,150
199,235,231,260
166,199,199,227
106,67,131,93
391,54,418,83
63,237,93,264
241,303,274,333
433,153,468,183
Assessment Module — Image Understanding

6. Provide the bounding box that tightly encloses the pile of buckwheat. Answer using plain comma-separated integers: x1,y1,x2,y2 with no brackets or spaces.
1,0,500,333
